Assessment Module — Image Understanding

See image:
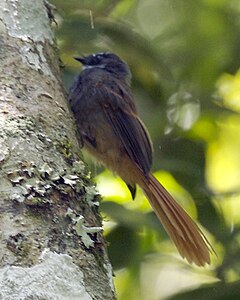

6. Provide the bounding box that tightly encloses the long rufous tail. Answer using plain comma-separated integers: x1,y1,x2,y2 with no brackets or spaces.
142,174,213,266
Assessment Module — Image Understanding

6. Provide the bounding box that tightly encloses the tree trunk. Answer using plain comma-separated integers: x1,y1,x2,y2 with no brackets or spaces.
0,1,115,299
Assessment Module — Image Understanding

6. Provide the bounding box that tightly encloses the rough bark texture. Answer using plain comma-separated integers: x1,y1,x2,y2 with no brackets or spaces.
0,0,115,299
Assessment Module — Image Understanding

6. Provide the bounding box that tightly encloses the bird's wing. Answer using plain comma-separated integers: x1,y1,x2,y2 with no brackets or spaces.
96,79,153,175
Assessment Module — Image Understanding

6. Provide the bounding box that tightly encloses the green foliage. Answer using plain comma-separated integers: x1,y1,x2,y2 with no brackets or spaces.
52,0,240,299
170,280,240,300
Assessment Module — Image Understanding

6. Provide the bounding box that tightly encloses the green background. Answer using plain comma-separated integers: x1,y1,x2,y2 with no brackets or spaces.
52,0,240,299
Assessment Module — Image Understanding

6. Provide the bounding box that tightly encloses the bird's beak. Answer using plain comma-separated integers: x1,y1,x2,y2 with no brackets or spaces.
74,57,86,64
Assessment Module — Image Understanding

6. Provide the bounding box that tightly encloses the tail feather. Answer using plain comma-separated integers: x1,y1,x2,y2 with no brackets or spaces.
142,174,213,266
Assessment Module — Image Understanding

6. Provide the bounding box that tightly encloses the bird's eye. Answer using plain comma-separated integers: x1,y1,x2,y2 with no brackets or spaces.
96,54,103,60
91,55,102,65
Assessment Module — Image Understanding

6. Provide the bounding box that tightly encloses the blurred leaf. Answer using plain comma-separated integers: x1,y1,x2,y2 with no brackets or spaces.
195,192,226,241
157,137,206,190
106,225,140,270
206,115,240,193
216,70,240,113
169,280,240,300
101,201,162,232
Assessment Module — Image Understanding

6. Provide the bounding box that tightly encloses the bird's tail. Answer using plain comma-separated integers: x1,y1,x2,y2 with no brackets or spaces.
141,173,213,266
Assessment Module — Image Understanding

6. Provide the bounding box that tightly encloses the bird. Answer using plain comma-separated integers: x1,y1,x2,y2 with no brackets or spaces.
68,52,213,266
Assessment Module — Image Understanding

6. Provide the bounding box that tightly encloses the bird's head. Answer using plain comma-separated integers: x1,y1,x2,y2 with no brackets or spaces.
74,52,131,79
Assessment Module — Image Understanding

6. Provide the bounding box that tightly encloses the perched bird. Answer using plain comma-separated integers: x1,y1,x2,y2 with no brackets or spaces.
69,52,213,266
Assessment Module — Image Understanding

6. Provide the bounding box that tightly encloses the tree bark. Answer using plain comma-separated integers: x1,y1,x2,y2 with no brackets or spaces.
0,1,115,299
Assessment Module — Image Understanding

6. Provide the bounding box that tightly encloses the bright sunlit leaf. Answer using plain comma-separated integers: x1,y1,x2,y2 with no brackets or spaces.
206,116,240,193
217,70,240,112
96,170,152,212
96,170,130,201
213,195,240,227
